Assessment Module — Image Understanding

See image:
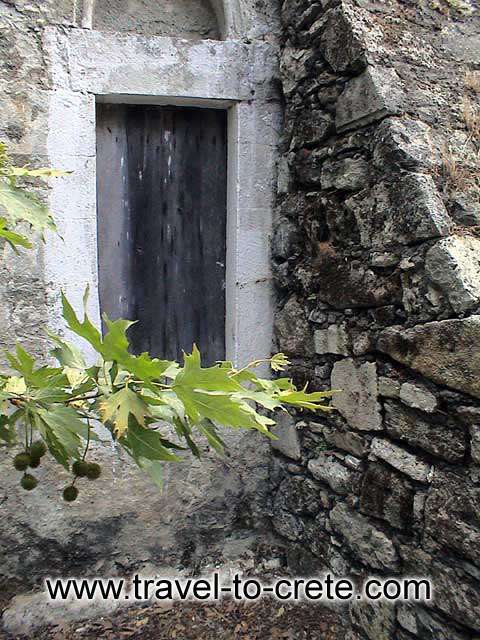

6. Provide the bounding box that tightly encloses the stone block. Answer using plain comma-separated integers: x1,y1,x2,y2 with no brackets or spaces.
373,117,436,172
309,5,367,73
336,66,404,133
295,147,328,187
320,424,369,457
451,192,480,227
274,476,322,516
292,108,335,147
470,424,480,465
378,376,400,399
308,453,360,495
360,463,414,529
331,359,382,431
329,503,399,571
399,382,438,413
346,174,451,249
271,509,304,542
400,547,480,632
424,471,480,565
275,295,313,356
378,316,480,399
320,157,370,192
315,249,402,309
370,438,433,483
397,605,471,640
384,401,466,463
314,324,350,355
279,47,310,95
426,236,480,314
350,601,396,640
272,218,301,260
271,413,302,461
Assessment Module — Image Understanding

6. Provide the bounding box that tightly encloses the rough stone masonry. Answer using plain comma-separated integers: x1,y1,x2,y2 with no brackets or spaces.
271,0,480,638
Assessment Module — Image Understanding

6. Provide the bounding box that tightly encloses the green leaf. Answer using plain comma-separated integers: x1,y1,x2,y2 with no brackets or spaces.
197,421,226,453
8,167,71,179
100,387,151,438
0,218,31,250
278,388,336,411
138,458,164,490
48,331,87,369
0,177,57,235
270,353,290,372
233,389,283,412
33,406,88,468
61,291,103,353
102,315,174,383
121,419,181,462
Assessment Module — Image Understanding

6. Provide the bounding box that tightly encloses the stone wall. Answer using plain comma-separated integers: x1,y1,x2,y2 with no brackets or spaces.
272,0,480,638
93,0,220,39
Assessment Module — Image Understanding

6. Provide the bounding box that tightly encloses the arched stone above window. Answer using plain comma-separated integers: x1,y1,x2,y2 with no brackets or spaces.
91,0,221,40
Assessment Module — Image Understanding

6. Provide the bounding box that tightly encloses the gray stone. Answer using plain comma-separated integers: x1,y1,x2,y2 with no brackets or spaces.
331,359,382,431
320,157,369,192
384,401,466,463
350,601,396,640
320,424,369,457
271,412,302,461
370,438,433,483
275,295,313,356
271,509,304,542
279,47,310,96
360,463,414,530
378,316,480,399
308,453,360,495
3,590,119,636
309,5,367,73
93,0,219,38
399,382,438,413
277,155,293,195
373,117,436,172
292,108,335,147
315,250,402,309
424,471,480,565
378,376,400,399
470,424,480,464
451,193,480,227
400,547,480,632
314,324,350,355
329,503,399,571
397,605,471,640
336,66,404,133
274,475,322,516
272,218,301,260
347,174,451,249
294,147,329,187
426,236,480,314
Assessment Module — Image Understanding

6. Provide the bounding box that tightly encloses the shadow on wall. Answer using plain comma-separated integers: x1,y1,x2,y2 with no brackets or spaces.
87,0,221,40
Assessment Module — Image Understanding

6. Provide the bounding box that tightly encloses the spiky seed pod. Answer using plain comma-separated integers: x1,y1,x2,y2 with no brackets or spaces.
21,474,38,491
29,440,47,459
72,460,89,478
29,456,41,469
13,453,31,471
63,486,79,502
86,463,101,480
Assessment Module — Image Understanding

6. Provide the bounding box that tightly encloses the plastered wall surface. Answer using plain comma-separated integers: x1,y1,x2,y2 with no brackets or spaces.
0,0,281,604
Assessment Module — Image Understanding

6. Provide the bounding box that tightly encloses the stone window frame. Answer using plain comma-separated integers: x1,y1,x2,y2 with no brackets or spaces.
43,27,280,366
